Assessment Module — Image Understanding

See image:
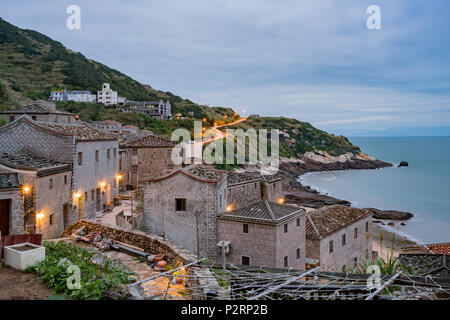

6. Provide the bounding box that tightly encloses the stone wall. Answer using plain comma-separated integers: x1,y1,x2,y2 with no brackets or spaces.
227,180,261,210
275,214,306,269
144,172,224,260
0,189,24,235
307,216,373,272
61,220,198,267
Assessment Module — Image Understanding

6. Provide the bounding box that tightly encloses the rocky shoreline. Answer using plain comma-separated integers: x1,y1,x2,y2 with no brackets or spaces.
278,156,415,222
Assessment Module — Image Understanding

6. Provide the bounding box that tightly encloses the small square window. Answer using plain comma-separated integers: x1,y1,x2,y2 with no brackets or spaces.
242,256,250,266
175,198,186,211
49,214,54,225
9,116,14,122
283,223,288,233
329,240,334,253
243,224,249,234
32,116,37,121
296,248,301,260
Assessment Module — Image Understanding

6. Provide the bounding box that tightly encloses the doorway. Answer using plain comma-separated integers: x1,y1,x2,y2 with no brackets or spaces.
0,199,10,237
63,202,70,229
96,188,101,211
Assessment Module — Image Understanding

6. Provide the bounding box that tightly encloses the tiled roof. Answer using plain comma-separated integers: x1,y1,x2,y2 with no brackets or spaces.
122,125,138,129
227,171,263,185
124,135,175,148
218,200,303,224
185,165,226,182
37,122,118,141
1,101,72,115
426,243,450,255
306,205,370,240
399,254,449,278
100,120,121,125
0,170,21,189
402,242,450,255
0,153,71,174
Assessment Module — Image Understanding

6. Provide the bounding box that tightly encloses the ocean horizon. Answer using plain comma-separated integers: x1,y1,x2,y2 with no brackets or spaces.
299,136,450,244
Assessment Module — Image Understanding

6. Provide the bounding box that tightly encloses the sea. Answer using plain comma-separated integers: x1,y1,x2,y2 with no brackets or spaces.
299,136,450,244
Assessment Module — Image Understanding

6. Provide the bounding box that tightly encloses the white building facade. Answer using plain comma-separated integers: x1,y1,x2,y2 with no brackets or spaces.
97,83,118,106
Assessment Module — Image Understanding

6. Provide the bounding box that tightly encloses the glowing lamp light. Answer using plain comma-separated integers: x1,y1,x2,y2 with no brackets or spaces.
74,192,81,199
278,198,285,204
36,212,44,219
202,118,207,122
23,186,31,193
116,174,123,180
100,182,106,188
226,205,233,212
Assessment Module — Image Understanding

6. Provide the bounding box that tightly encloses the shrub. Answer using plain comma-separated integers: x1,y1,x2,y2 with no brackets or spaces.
25,241,137,300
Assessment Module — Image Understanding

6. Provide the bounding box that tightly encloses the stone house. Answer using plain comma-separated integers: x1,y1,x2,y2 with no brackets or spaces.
305,205,372,272
0,115,120,222
144,165,227,259
0,152,72,239
0,100,75,124
121,135,181,188
217,200,306,269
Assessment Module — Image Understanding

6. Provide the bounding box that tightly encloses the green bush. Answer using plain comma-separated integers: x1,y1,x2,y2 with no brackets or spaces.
25,241,136,300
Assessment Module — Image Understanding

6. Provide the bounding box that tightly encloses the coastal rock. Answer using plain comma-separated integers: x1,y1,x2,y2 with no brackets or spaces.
365,208,413,221
284,192,351,208
398,161,409,167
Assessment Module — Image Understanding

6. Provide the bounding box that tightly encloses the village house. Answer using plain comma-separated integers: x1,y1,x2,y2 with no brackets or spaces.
117,100,172,120
0,100,75,124
121,135,181,188
49,89,97,103
121,124,139,136
0,116,120,222
143,164,303,266
305,205,372,272
0,152,71,239
217,200,306,269
87,120,122,133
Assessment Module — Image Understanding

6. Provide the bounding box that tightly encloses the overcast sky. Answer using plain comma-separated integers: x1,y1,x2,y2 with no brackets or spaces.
1,0,449,135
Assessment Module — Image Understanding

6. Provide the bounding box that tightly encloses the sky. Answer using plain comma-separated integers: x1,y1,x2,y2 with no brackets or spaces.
1,0,449,135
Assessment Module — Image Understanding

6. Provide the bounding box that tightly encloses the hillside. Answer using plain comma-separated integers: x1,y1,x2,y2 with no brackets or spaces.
0,17,363,158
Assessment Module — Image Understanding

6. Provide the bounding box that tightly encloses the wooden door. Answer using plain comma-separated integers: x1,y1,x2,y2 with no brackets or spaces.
0,199,10,236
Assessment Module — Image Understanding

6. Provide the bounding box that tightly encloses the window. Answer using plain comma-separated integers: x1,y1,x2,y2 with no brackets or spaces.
254,183,257,189
107,149,111,160
49,178,53,189
342,234,346,246
49,214,54,225
114,148,117,158
354,257,358,268
64,175,67,185
283,223,288,233
32,116,37,121
95,150,99,162
132,165,138,173
296,218,300,228
78,152,83,166
91,189,95,200
283,256,288,268
85,192,88,201
365,221,369,232
354,227,358,239
68,117,71,123
242,256,250,266
342,265,346,272
329,240,334,253
9,116,14,122
243,224,249,234
296,248,301,260
175,198,186,211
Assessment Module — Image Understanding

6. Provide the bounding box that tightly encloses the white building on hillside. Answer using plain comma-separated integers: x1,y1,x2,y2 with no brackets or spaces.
49,89,97,103
97,83,118,106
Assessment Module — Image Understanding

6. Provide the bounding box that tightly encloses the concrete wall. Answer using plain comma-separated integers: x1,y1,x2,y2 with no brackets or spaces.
144,172,224,260
307,216,373,272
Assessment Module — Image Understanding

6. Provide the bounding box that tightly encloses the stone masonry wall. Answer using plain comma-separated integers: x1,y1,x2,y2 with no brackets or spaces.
227,180,261,210
0,189,24,235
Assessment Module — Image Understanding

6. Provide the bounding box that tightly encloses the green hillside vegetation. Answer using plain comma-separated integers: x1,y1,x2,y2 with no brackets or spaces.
228,116,360,158
0,17,362,158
